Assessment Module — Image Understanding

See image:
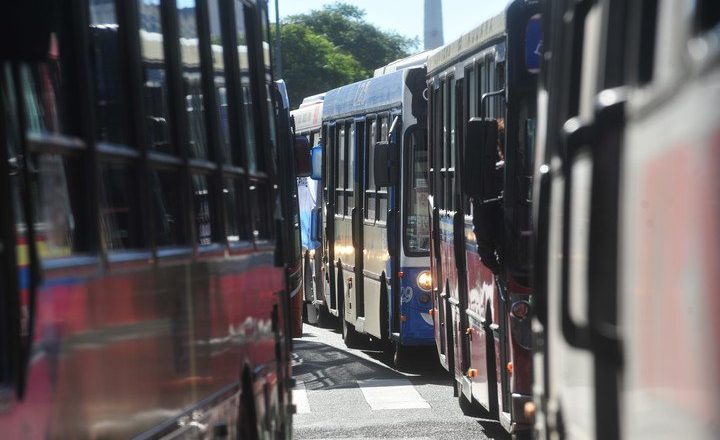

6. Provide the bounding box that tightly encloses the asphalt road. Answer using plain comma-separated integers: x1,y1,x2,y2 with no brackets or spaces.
291,323,509,440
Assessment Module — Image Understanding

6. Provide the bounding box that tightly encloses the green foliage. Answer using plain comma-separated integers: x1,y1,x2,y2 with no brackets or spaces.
273,2,418,107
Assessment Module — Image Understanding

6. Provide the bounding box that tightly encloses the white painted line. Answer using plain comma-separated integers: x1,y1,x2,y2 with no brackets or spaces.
357,378,431,410
293,381,311,414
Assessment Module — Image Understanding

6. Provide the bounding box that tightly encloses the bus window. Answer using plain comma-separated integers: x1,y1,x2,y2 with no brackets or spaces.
405,130,430,254
377,116,389,222
365,119,377,221
151,170,184,246
347,123,355,210
467,65,477,118
432,85,443,210
224,178,249,243
14,25,87,259
208,0,231,162
138,0,173,153
177,0,209,159
234,0,257,172
192,174,212,245
89,0,129,145
448,78,456,212
249,182,272,240
100,163,143,250
336,125,346,216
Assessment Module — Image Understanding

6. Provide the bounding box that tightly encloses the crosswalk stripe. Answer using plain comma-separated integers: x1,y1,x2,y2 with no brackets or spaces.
293,381,311,414
356,378,431,410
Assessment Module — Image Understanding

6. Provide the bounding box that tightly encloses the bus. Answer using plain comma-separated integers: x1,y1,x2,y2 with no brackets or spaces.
0,0,304,438
291,94,326,325
532,0,720,439
425,0,540,436
315,66,433,365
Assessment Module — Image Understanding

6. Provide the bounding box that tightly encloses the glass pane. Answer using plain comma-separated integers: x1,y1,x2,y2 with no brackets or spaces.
405,131,430,254
248,182,271,239
337,126,345,188
32,155,78,258
177,1,209,159
89,0,129,144
367,120,376,189
380,117,388,141
151,170,183,246
234,1,257,171
138,0,172,152
468,67,477,118
208,0,231,162
347,124,354,190
378,196,387,222
100,163,142,250
366,195,375,221
193,174,212,245
224,178,243,242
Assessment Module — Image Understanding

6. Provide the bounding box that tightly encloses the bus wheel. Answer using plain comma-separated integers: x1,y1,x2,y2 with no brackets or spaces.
238,374,260,440
340,296,363,348
392,342,410,370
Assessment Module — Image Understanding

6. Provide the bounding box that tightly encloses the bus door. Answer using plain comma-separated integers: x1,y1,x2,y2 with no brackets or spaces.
388,114,402,337
324,122,337,312
351,118,365,324
429,81,449,362
362,115,388,339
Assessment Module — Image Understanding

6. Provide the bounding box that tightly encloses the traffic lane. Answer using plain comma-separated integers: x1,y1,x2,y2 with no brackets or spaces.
292,324,508,440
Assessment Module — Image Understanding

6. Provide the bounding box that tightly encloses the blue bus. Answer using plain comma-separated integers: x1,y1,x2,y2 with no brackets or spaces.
312,67,433,366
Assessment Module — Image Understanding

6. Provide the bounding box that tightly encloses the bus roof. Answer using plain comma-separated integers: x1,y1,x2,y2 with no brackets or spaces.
291,99,323,133
299,93,325,107
323,69,407,121
373,48,438,77
426,8,506,75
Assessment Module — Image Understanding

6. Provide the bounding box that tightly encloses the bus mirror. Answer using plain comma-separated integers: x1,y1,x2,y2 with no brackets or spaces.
463,118,498,198
294,136,311,177
374,141,397,187
310,144,323,180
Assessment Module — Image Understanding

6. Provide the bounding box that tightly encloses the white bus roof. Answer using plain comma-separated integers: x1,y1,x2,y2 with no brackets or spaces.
426,9,506,75
373,48,439,77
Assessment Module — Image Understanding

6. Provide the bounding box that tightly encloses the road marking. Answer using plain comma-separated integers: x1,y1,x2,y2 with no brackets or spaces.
356,378,431,410
293,381,311,414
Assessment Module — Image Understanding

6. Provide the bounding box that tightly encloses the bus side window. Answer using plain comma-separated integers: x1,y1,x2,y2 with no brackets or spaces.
347,122,355,212
365,119,376,221
234,0,259,173
377,116,389,222
336,124,345,216
432,86,443,211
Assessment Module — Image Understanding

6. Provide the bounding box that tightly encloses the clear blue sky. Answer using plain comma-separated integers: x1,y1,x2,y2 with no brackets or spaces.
270,0,511,50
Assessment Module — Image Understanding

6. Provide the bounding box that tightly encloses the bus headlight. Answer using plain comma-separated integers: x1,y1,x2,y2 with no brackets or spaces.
417,271,432,292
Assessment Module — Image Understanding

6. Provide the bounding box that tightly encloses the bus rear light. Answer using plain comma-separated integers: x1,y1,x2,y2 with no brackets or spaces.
400,314,408,322
398,271,404,278
467,368,478,378
428,309,434,316
510,300,530,319
507,362,513,375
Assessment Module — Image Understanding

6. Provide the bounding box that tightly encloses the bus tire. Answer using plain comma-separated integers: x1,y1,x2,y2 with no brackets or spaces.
238,370,260,440
393,342,409,370
341,301,363,348
512,430,533,440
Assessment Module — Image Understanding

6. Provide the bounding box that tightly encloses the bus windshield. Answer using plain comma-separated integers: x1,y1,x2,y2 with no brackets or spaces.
405,128,430,255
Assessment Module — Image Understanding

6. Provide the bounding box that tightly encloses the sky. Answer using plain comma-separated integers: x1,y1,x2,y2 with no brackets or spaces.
269,0,511,51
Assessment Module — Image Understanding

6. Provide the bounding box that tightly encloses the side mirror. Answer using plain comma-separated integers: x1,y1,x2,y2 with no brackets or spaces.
294,136,311,177
310,208,321,244
462,117,498,198
310,144,323,180
373,141,398,187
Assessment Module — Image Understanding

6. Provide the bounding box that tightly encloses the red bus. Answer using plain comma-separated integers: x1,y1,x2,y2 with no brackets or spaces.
426,1,540,437
0,0,303,438
532,0,720,438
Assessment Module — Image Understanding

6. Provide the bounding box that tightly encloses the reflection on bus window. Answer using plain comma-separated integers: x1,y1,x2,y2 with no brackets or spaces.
235,0,257,171
19,59,78,258
89,0,129,145
208,0,231,162
138,0,172,152
177,1,209,159
151,170,183,246
100,163,142,250
365,120,376,221
406,130,430,253
224,178,248,242
192,174,212,245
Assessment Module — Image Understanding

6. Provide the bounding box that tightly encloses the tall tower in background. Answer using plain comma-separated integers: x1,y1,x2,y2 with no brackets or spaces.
424,0,443,50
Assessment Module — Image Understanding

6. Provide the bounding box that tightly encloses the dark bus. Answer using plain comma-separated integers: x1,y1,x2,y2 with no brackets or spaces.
532,0,720,439
0,0,303,438
426,0,541,436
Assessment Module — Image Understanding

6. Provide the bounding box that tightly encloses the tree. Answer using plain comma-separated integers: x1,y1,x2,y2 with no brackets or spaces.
274,3,418,108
